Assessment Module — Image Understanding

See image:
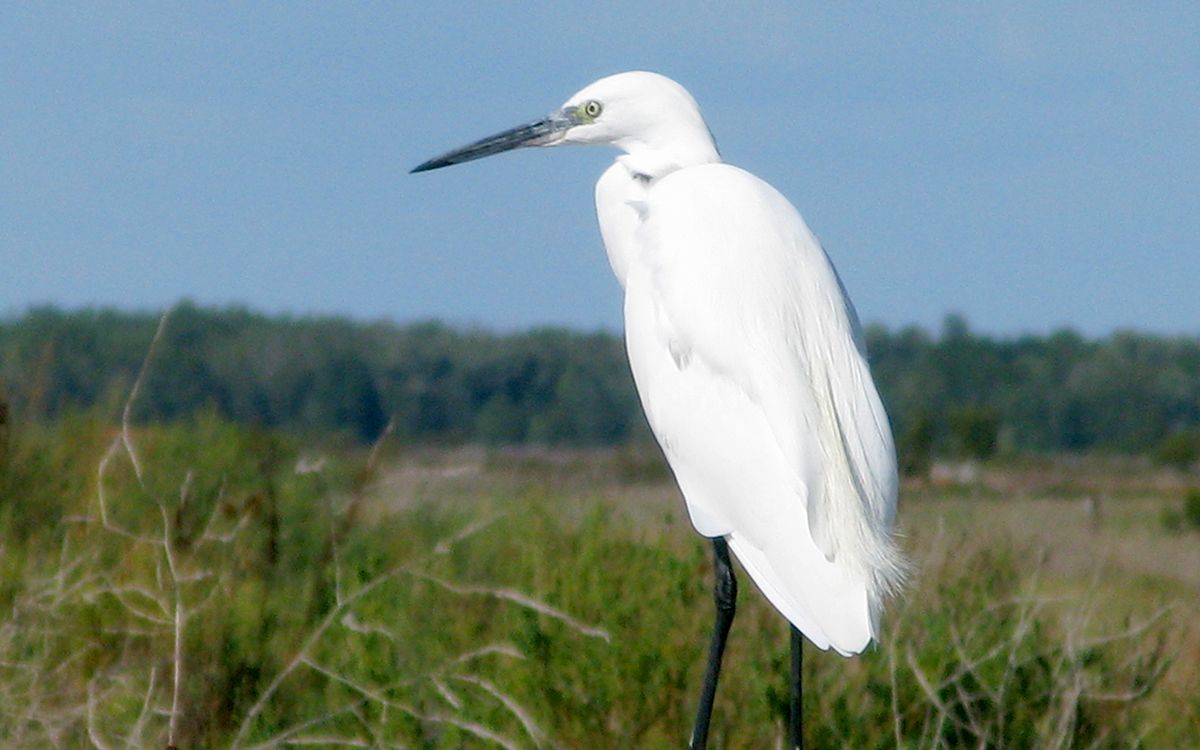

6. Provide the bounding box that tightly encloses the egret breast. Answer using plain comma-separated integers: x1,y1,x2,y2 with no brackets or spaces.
594,161,644,288
607,163,878,654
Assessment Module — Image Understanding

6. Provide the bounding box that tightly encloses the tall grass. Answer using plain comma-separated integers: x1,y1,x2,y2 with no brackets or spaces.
0,411,1186,747
0,406,628,748
0,317,1191,747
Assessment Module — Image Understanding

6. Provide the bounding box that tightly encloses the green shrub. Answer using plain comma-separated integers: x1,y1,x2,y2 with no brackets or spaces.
1162,489,1200,533
1184,489,1200,530
1161,506,1184,533
898,411,936,479
0,412,1179,748
1153,430,1200,470
949,405,1000,461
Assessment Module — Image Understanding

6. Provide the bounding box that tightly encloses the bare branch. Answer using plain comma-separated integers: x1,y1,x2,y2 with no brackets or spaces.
86,679,116,750
420,712,523,750
448,643,525,665
295,657,527,749
166,522,184,749
281,737,371,747
123,667,157,750
96,437,160,545
411,571,610,642
433,513,505,556
242,700,369,750
431,677,462,710
365,419,397,473
339,612,397,642
121,308,173,487
454,673,547,748
230,567,402,750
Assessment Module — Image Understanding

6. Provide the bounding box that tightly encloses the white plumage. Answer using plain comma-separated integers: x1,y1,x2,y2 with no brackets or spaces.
567,72,904,655
412,70,905,658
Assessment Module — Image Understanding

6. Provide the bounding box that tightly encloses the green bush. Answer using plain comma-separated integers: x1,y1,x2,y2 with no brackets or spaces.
0,411,1179,747
949,405,1000,461
1161,506,1184,533
1162,489,1200,533
1153,430,1200,470
1184,489,1200,529
898,410,936,479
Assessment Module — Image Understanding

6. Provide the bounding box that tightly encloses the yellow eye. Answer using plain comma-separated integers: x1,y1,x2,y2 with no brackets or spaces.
583,100,602,118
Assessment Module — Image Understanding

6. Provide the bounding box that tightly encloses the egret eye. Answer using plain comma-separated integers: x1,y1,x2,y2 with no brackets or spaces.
583,100,602,119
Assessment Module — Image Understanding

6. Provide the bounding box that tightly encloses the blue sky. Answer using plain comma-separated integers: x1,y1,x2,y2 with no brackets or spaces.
3,4,1197,336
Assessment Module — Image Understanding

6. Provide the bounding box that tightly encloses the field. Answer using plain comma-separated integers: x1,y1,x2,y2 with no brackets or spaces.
1,413,1198,748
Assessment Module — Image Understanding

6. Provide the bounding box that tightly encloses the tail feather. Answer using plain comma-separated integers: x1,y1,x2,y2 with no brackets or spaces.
726,531,873,656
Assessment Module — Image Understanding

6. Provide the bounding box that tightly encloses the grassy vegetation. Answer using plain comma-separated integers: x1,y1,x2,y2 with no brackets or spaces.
1,401,1197,748
0,318,1195,748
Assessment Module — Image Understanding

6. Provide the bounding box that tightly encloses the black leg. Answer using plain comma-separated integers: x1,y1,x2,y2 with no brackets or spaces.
690,536,737,750
789,626,804,750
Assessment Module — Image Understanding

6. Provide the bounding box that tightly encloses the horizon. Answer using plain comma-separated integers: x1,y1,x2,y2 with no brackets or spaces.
4,299,1197,343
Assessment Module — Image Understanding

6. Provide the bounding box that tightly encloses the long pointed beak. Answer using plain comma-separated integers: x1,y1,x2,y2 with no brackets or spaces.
411,111,575,173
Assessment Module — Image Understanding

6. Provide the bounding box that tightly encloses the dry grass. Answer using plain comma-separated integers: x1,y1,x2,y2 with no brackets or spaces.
365,447,1200,746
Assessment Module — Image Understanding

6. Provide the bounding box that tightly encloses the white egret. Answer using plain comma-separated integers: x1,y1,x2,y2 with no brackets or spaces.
412,71,906,750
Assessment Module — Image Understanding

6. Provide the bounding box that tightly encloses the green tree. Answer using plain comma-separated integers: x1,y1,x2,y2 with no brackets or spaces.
950,406,1000,461
1153,430,1200,471
898,410,936,478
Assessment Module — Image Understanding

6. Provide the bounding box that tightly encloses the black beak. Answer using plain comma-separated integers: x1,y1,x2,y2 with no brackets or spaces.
411,111,575,173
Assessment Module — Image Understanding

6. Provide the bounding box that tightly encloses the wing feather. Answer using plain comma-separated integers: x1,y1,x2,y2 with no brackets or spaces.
635,164,903,611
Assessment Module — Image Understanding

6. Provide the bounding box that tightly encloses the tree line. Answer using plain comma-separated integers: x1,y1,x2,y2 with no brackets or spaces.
2,305,1198,466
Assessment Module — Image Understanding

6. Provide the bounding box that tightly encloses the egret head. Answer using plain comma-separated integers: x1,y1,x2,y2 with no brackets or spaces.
411,71,719,174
